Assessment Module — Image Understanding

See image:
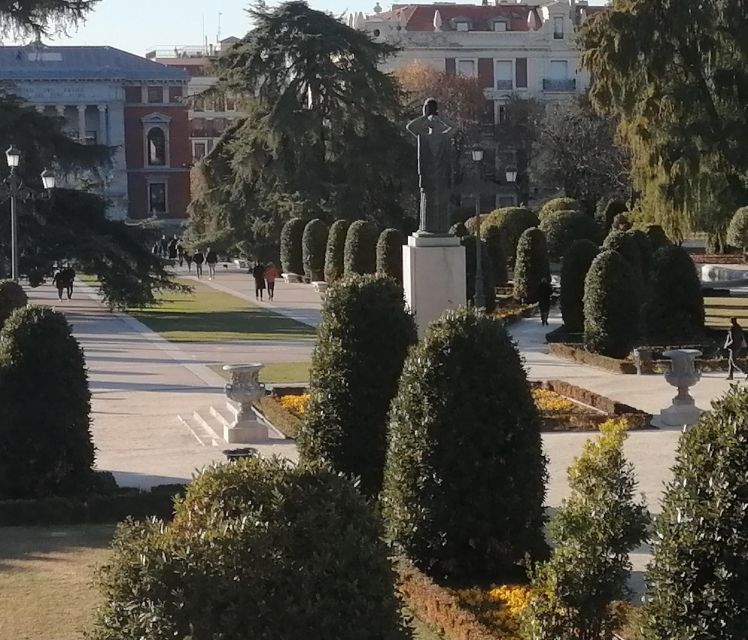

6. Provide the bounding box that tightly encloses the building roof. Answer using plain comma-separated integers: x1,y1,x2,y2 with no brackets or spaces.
0,45,188,82
376,4,540,31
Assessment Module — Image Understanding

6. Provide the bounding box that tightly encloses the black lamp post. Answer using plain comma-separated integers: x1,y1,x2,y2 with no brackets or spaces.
471,146,485,309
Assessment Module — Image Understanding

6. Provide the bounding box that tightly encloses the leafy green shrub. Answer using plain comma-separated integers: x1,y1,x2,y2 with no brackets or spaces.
560,239,599,333
628,229,653,280
484,225,508,286
376,228,405,284
382,307,547,580
301,218,328,281
0,280,27,329
279,217,305,275
0,306,94,498
344,220,378,276
611,212,632,231
449,221,469,237
462,236,497,312
539,210,601,262
513,227,551,303
643,386,748,640
525,419,648,640
595,199,628,233
726,206,748,250
298,276,416,497
645,224,670,251
539,197,582,221
583,250,638,358
90,458,410,640
324,219,350,283
603,229,644,292
482,207,539,260
642,246,704,342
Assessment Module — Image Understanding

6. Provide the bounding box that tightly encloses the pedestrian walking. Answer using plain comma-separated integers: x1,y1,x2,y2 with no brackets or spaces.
185,251,193,272
159,234,168,257
537,277,553,326
193,249,205,279
168,235,178,260
206,247,218,279
62,265,75,299
252,262,266,301
264,262,278,301
725,317,746,380
52,268,65,301
176,241,185,267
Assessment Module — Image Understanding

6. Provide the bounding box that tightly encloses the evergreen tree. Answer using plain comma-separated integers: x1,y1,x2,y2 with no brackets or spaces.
513,227,550,303
0,0,96,37
324,219,350,283
560,239,599,333
302,218,328,281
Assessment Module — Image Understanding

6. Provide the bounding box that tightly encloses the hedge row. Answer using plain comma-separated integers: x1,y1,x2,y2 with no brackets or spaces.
548,342,638,374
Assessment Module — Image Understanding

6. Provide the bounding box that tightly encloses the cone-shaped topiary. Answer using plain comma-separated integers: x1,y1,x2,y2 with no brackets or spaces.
482,207,539,261
603,229,644,292
513,227,551,303
539,210,601,262
560,239,599,333
382,307,547,580
301,218,329,281
0,306,93,498
642,246,704,342
462,236,497,312
611,212,632,231
595,198,627,233
645,224,670,252
484,225,508,287
324,219,350,283
90,457,411,640
376,228,405,284
344,220,378,276
628,229,653,281
298,275,417,498
539,197,582,221
643,386,748,640
0,280,27,329
280,217,305,276
583,250,638,358
726,206,748,250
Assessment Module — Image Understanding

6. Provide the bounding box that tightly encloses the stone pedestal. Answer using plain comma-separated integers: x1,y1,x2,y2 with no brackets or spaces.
223,364,268,443
652,349,703,428
403,234,466,337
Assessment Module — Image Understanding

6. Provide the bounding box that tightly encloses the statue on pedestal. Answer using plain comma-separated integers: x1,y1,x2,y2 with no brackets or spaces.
406,98,455,236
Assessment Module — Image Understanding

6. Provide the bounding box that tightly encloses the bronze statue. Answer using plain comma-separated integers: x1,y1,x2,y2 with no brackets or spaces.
406,98,455,235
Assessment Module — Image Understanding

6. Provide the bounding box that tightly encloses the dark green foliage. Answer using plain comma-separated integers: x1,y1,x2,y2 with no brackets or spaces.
513,227,551,303
344,220,378,276
462,236,497,313
726,206,748,249
560,240,599,333
628,229,653,280
0,0,96,37
381,307,547,580
539,210,601,261
583,250,638,358
484,207,540,259
0,306,93,498
298,276,416,497
645,224,670,251
539,197,582,221
595,198,627,233
280,217,305,275
643,386,748,640
90,458,410,640
376,228,405,284
324,219,350,283
611,213,632,231
603,229,644,292
302,218,328,281
484,225,508,286
0,280,27,329
642,246,704,341
449,221,469,237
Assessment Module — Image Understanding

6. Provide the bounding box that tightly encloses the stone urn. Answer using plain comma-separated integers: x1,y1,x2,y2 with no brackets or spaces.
222,363,268,443
654,349,703,428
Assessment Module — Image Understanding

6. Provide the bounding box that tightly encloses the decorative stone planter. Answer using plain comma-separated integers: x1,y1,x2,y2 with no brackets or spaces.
652,349,703,428
222,363,268,443
282,272,302,284
312,281,328,295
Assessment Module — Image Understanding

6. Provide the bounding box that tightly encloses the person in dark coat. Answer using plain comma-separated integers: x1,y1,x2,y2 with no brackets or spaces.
537,277,553,326
205,247,218,279
176,241,185,267
167,236,178,260
252,262,266,301
193,249,205,278
725,317,746,380
184,251,193,272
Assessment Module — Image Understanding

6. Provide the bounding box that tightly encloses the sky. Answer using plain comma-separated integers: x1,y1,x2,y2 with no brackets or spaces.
13,0,606,57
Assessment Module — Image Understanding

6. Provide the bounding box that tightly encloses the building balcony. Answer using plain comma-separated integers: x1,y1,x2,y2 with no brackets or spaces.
543,78,576,92
495,79,513,90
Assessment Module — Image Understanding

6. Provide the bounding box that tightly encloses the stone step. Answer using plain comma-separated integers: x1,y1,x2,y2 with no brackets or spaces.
177,413,222,448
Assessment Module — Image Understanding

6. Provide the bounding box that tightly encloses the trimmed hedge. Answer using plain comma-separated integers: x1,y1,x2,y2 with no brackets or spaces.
280,217,305,276
0,280,27,329
513,227,550,303
382,307,547,580
484,225,508,286
462,236,497,313
603,229,644,292
726,206,748,249
539,197,581,221
254,395,301,439
324,219,350,283
539,210,601,262
344,220,378,276
560,239,599,333
595,198,627,233
645,224,671,251
583,250,639,358
301,218,328,281
628,228,653,280
298,275,416,498
548,342,638,374
376,228,405,284
612,212,632,231
482,207,539,261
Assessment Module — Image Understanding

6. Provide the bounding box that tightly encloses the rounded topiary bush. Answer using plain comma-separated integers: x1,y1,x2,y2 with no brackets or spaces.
450,221,469,238
583,250,639,358
324,219,350,283
611,212,632,231
560,239,599,333
539,210,601,262
0,306,93,498
91,457,410,640
642,246,704,342
344,220,378,276
603,229,644,291
301,218,328,281
539,197,582,221
0,280,27,329
483,207,540,260
376,228,405,284
645,224,671,252
462,236,497,312
381,307,547,580
298,275,416,498
513,227,551,303
726,206,748,250
484,225,508,287
279,217,305,276
595,198,628,233
628,228,654,280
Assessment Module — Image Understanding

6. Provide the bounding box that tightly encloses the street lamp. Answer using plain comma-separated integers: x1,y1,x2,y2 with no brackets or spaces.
1,146,56,282
471,146,486,309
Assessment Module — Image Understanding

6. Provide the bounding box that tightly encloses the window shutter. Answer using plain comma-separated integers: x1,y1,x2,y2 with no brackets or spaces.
477,58,494,88
445,58,456,76
515,58,528,88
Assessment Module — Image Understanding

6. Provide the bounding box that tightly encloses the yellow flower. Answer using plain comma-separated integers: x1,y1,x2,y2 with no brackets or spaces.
532,388,575,413
488,584,532,619
278,393,310,418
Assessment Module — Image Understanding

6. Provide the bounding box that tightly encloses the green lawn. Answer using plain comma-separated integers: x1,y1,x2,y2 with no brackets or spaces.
209,361,311,385
130,280,315,342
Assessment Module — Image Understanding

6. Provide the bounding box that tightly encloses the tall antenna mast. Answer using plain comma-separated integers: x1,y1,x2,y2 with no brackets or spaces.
217,12,223,43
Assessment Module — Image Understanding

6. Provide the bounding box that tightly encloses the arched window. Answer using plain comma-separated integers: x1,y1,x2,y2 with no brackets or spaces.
147,127,166,166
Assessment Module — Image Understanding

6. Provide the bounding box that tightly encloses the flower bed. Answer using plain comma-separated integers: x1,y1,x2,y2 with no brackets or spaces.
548,342,638,374
494,302,538,324
253,389,308,439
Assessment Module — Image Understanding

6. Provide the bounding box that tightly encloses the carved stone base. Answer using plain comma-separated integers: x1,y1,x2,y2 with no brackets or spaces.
224,420,267,444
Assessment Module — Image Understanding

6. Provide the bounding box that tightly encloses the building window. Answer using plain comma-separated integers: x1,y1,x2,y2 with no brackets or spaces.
455,21,470,31
554,17,564,38
147,86,163,103
456,59,476,77
493,20,507,31
193,142,207,160
169,86,183,102
497,103,508,124
148,183,167,215
125,86,142,103
147,127,167,166
495,60,513,90
225,96,235,111
550,60,569,79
